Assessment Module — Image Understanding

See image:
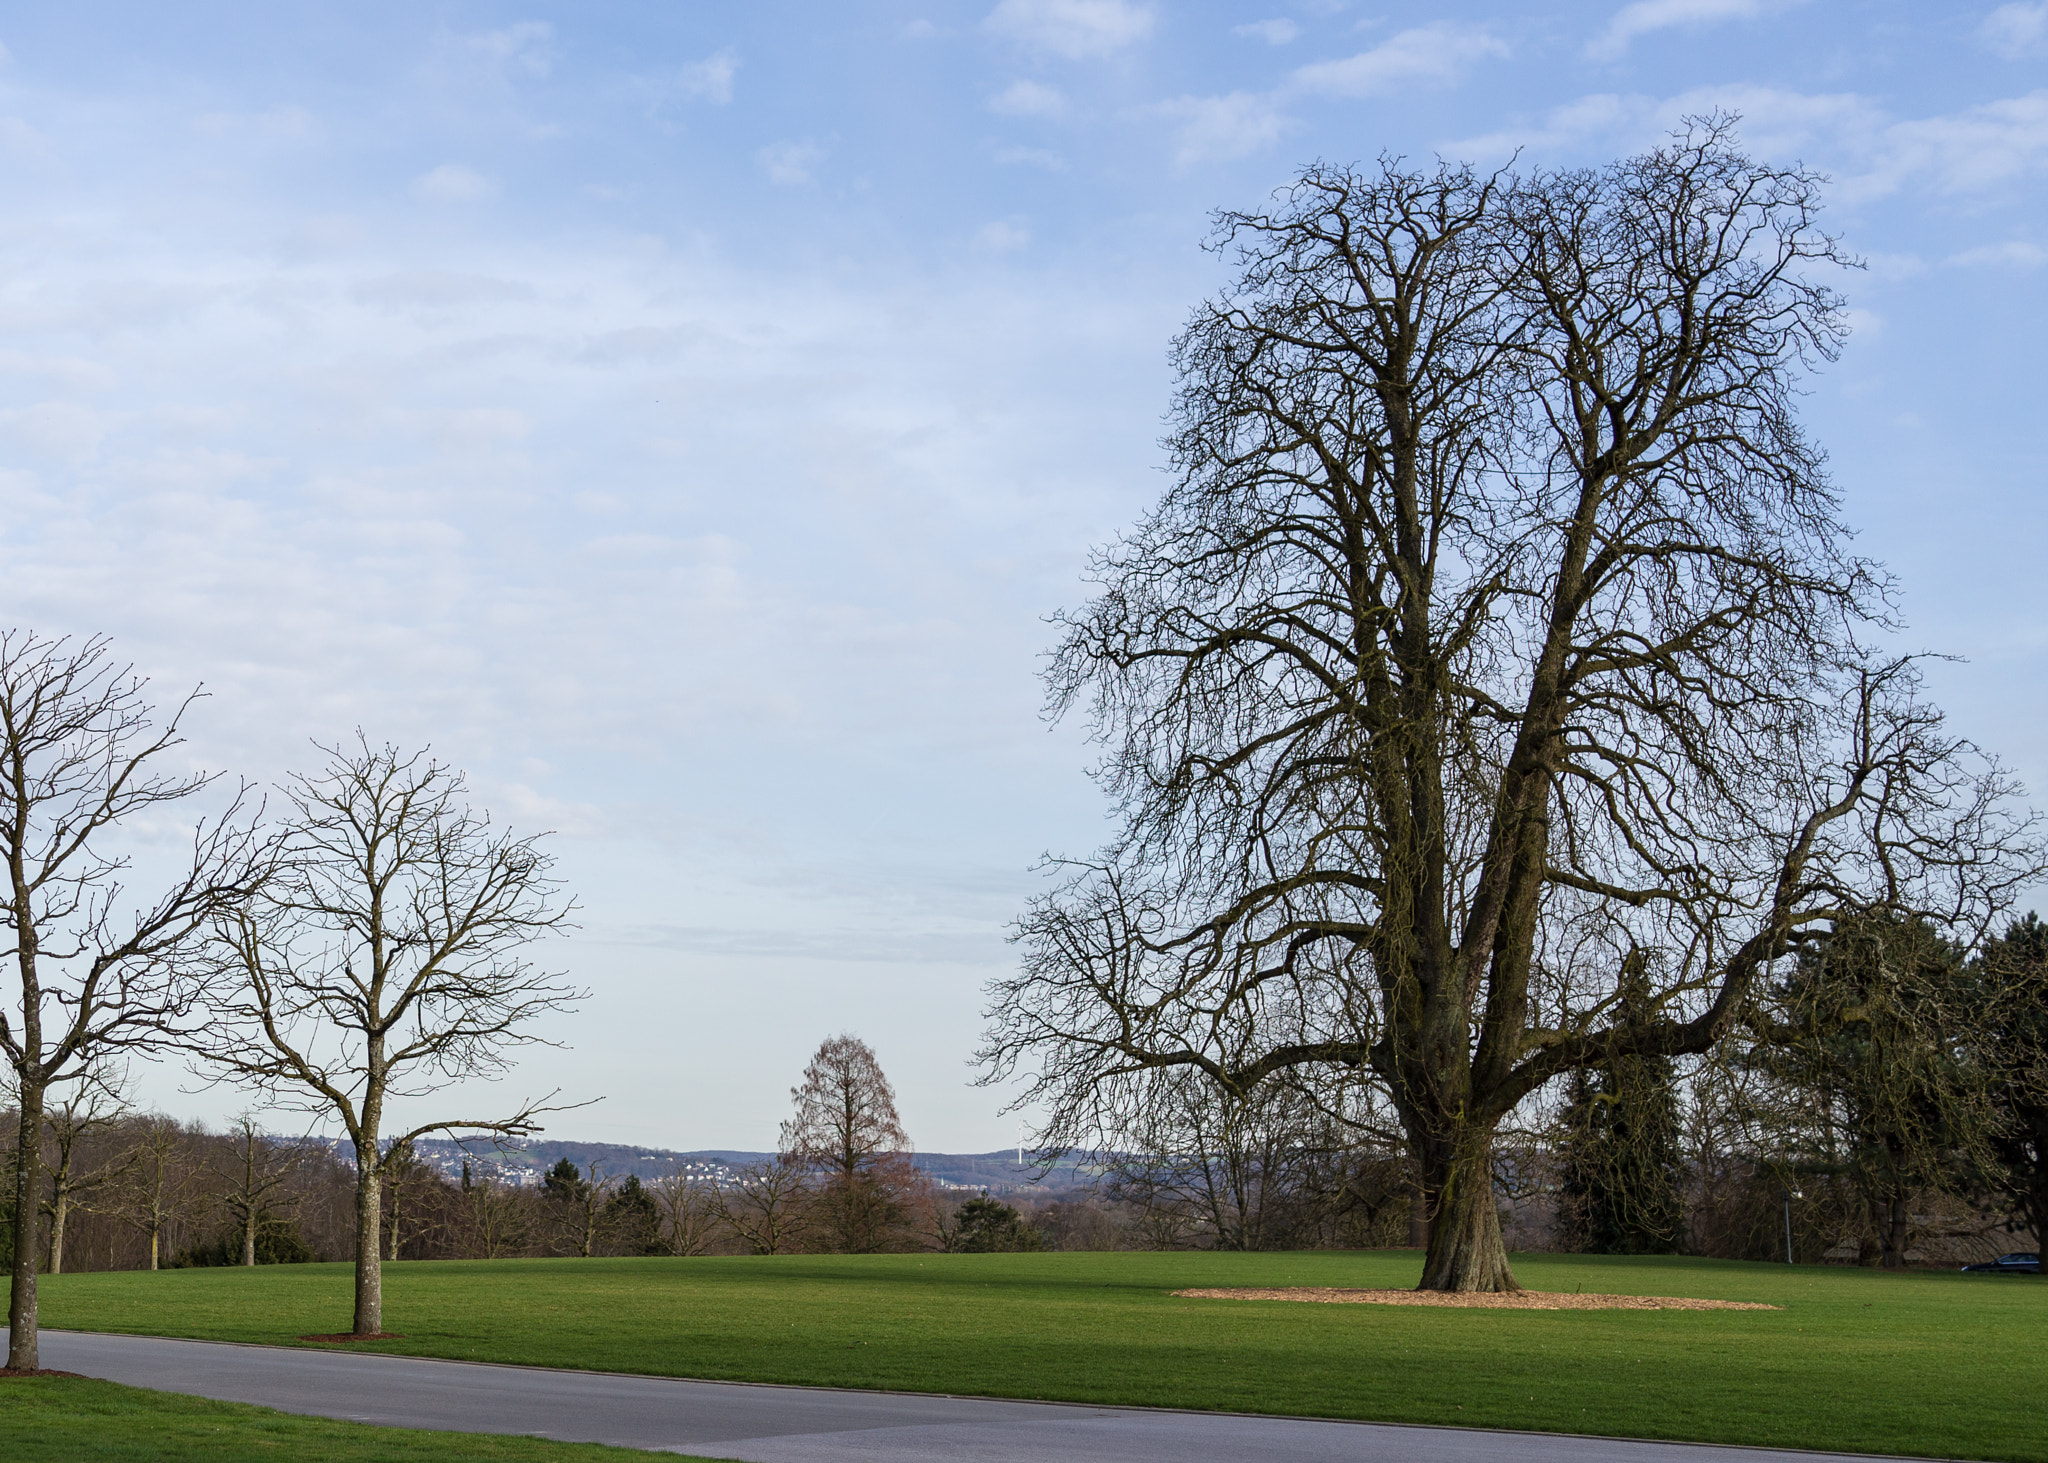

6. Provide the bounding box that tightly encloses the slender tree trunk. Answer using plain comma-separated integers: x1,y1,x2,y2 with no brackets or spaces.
242,1205,258,1267
148,1224,160,1271
46,1191,67,1276
6,1082,44,1371
1417,1128,1519,1292
353,1158,382,1335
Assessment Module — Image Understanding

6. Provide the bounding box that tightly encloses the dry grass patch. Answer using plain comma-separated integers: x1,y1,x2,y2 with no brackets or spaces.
1174,1286,1780,1311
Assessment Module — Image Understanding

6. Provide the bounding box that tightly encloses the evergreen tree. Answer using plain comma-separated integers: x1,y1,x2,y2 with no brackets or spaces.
1553,956,1685,1254
1968,914,2048,1246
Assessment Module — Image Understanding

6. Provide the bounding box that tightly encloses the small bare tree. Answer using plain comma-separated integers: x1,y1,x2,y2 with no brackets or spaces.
713,1159,811,1255
116,1114,198,1270
197,739,581,1336
41,1072,132,1274
0,631,259,1371
650,1169,720,1256
212,1116,307,1267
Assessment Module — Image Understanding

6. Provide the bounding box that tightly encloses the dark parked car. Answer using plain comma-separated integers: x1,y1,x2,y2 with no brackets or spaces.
1960,1252,2040,1274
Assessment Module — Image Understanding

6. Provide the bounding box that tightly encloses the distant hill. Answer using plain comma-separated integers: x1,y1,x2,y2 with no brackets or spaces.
406,1138,1099,1194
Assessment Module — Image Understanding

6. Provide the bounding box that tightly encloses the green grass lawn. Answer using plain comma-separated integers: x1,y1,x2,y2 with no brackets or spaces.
0,1375,719,1463
39,1250,2048,1461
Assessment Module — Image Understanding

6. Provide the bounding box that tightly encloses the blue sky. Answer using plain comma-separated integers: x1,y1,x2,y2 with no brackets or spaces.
2,0,2044,1150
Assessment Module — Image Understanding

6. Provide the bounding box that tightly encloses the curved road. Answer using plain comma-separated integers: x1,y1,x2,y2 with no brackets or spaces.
46,1330,1906,1463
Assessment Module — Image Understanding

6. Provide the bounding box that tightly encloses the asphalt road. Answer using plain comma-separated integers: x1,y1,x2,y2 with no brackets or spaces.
45,1330,1900,1463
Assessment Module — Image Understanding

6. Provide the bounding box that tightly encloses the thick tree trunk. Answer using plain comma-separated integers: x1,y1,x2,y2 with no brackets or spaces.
243,1206,258,1267
148,1224,160,1271
6,1083,44,1371
353,1160,382,1335
1406,1159,1428,1248
47,1192,68,1276
1880,1192,1910,1270
1417,1128,1519,1292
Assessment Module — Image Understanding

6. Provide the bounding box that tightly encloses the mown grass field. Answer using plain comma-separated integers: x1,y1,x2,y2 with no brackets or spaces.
0,1375,715,1463
40,1249,2048,1461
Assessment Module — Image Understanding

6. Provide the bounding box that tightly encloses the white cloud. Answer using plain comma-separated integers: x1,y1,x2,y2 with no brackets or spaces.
1288,23,1510,100
983,0,1156,60
757,139,826,186
989,79,1068,118
1151,91,1293,166
1585,0,1796,63
1982,3,2048,58
1149,22,1506,168
1234,18,1300,44
1949,241,2048,269
994,145,1067,170
411,164,497,203
974,220,1033,252
676,50,739,105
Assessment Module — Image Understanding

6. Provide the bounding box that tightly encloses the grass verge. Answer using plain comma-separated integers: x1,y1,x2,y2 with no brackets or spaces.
42,1250,2048,1461
0,1374,720,1463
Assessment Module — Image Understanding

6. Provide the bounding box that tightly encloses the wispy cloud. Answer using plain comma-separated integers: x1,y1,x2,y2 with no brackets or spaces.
1585,0,1797,63
983,0,1155,60
1949,240,2048,268
676,49,739,104
411,164,496,203
1290,22,1509,99
1234,18,1300,45
994,145,1068,170
1982,3,2048,59
974,220,1033,252
1445,83,2048,204
457,20,554,77
757,138,826,185
1156,23,1506,166
1149,91,1293,167
989,79,1068,118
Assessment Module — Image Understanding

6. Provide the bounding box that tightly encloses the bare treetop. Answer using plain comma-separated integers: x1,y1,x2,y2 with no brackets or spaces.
211,737,579,1123
781,1033,910,1179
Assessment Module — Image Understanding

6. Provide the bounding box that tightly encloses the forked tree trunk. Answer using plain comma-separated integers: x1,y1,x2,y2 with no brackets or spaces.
1417,1128,1519,1292
6,1083,44,1371
353,1161,383,1335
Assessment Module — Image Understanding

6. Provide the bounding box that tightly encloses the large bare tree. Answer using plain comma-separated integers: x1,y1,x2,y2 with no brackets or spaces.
979,123,2041,1291
0,631,258,1371
198,739,580,1336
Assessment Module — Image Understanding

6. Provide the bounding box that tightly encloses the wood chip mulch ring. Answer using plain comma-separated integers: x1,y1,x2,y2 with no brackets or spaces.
0,1368,88,1378
298,1333,409,1341
1173,1287,1780,1311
